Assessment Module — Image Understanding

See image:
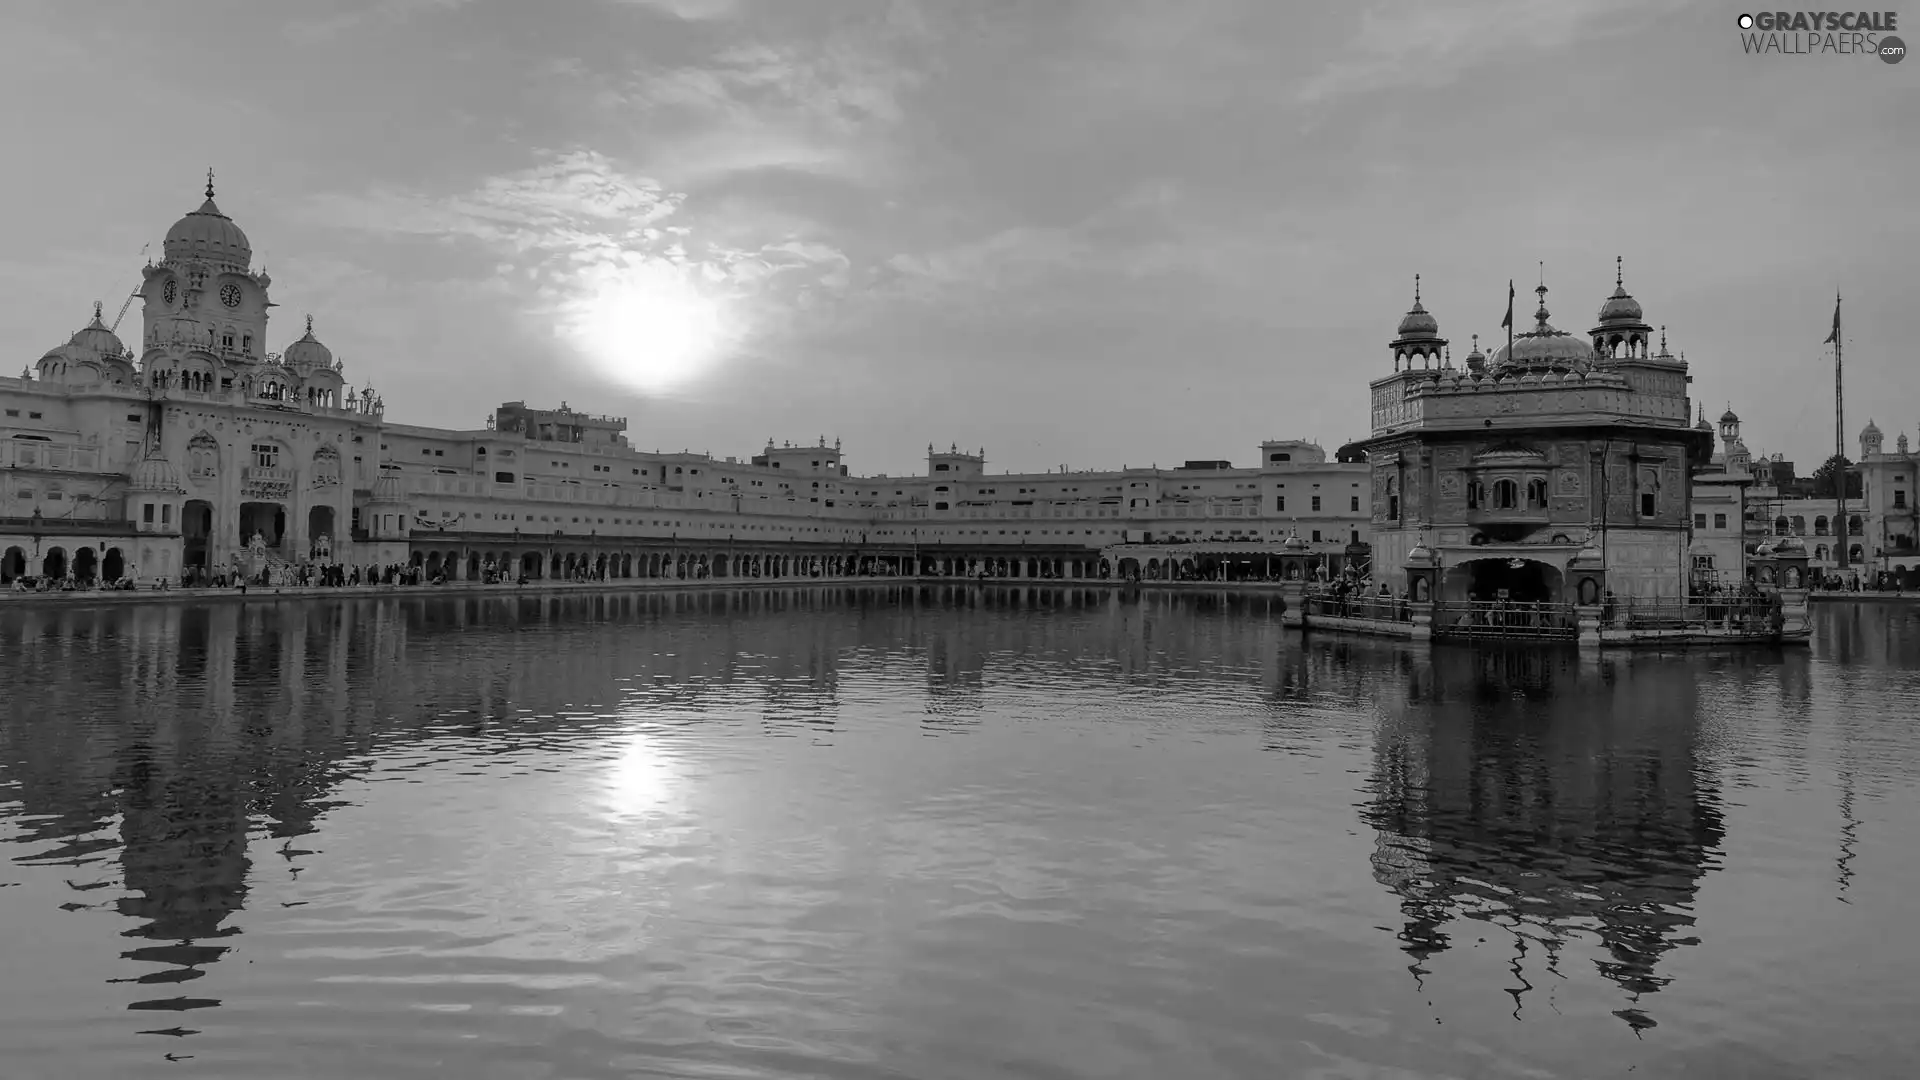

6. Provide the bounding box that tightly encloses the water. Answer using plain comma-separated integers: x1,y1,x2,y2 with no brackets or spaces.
2,587,1918,1079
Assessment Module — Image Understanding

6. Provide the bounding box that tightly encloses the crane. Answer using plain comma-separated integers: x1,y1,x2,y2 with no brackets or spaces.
107,243,150,334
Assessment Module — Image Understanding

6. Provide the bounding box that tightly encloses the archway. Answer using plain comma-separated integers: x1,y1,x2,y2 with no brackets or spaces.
72,547,98,584
1448,556,1563,604
468,552,482,578
2,546,25,583
521,551,542,579
102,547,125,584
425,552,443,578
308,506,336,558
183,499,215,568
42,546,67,579
239,502,285,549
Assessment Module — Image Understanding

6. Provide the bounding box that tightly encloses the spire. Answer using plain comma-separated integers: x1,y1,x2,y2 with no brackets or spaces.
1534,282,1551,327
1615,255,1623,289
1660,325,1668,351
1413,272,1422,306
304,313,315,338
92,300,103,322
206,167,215,200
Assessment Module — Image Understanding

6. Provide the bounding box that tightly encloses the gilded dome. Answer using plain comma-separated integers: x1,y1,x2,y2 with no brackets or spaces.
283,315,335,370
1594,257,1643,323
1597,286,1643,324
1488,285,1596,372
1394,274,1440,339
163,173,251,270
1397,302,1438,338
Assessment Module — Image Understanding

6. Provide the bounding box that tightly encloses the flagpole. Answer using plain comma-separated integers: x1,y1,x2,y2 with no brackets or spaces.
1834,291,1847,573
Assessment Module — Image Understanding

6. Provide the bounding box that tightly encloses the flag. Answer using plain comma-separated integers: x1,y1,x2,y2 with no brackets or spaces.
1500,280,1515,330
1823,292,1841,344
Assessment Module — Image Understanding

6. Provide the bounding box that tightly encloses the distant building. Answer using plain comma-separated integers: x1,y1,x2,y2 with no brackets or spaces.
0,180,1369,587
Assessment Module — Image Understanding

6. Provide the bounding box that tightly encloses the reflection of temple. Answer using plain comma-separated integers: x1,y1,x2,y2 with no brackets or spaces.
1361,646,1726,1030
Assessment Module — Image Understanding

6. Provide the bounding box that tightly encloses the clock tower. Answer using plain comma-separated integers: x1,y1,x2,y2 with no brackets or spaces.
139,170,274,366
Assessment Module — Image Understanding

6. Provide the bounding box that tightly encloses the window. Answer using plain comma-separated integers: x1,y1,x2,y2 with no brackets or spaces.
1311,529,1322,542
1493,479,1518,509
1714,513,1727,529
934,502,950,510
1898,490,1909,509
1269,453,1291,462
1387,478,1399,521
1526,478,1548,508
1275,496,1285,511
1311,496,1321,511
1641,491,1656,517
1694,513,1707,529
143,504,155,523
1467,481,1483,509
251,443,278,468
1350,496,1359,512
242,334,252,352
1693,554,1715,570
1350,529,1360,545
162,504,172,525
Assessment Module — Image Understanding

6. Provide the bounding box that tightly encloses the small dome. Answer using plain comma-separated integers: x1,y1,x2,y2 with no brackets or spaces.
1773,534,1806,554
1720,408,1739,425
284,315,334,370
1695,415,1712,431
67,302,128,357
1595,258,1645,324
1405,540,1433,564
163,173,251,270
129,449,184,493
1861,419,1882,437
370,471,405,503
1393,274,1441,339
1283,531,1311,552
1397,304,1438,338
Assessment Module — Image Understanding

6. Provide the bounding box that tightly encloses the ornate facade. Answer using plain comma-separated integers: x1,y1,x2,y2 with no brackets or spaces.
1,182,1368,587
1357,262,1714,602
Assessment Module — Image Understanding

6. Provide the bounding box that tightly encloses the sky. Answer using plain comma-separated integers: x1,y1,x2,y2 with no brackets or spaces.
1,0,1915,477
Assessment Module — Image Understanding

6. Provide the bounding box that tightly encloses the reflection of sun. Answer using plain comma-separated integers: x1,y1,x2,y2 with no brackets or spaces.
566,260,726,394
602,732,679,819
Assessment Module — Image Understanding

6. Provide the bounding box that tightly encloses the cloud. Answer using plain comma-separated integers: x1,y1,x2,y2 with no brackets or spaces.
1294,0,1685,104
609,0,740,19
601,9,934,184
281,0,471,43
306,149,852,391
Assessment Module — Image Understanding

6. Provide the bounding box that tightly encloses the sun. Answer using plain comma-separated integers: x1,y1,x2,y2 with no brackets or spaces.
565,260,727,394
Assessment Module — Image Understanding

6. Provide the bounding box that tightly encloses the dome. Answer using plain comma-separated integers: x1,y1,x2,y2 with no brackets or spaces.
1861,419,1882,437
162,173,251,270
129,449,184,493
370,470,405,504
1393,274,1441,339
1594,257,1646,324
1488,285,1596,372
1720,408,1739,425
284,315,335,370
67,302,128,357
1397,303,1438,338
1283,531,1311,552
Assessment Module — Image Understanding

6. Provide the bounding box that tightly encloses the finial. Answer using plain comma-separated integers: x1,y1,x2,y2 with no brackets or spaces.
1660,325,1667,351
305,313,314,336
93,300,103,321
1413,273,1421,304
205,167,215,200
1616,255,1623,288
1538,260,1544,288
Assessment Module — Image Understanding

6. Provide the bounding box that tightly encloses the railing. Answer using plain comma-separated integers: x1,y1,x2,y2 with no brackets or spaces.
1305,592,1411,623
1432,600,1578,640
1609,596,1774,632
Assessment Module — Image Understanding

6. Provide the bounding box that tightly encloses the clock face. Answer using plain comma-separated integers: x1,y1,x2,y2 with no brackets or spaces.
162,280,177,306
220,283,243,308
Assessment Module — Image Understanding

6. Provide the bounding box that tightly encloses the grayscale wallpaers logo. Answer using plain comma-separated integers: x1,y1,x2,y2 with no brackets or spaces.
1738,11,1904,61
